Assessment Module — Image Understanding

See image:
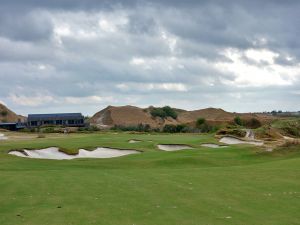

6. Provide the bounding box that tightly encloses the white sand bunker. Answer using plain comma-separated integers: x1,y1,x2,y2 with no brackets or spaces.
157,144,193,151
9,147,140,160
0,133,8,140
201,144,228,148
129,139,141,143
219,137,263,146
283,136,294,140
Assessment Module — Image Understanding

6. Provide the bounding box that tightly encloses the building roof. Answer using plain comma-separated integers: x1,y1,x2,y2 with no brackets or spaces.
0,122,17,125
28,113,83,120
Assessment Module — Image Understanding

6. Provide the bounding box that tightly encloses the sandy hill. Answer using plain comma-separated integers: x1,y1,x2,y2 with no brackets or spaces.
90,105,158,128
90,105,181,128
0,103,25,123
177,108,234,124
91,105,274,128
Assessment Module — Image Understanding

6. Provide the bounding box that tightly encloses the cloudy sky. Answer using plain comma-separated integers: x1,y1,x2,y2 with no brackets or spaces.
0,0,300,116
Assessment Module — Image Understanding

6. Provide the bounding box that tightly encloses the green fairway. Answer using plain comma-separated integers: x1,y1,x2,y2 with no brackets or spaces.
0,132,300,225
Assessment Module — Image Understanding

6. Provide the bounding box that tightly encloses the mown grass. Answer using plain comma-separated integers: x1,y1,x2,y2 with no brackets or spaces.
0,132,300,225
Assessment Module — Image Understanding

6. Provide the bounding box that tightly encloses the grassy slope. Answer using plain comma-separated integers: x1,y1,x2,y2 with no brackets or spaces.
0,132,300,225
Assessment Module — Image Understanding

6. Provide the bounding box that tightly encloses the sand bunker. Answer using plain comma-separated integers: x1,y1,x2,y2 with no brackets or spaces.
129,139,141,143
283,136,294,140
219,137,263,146
9,147,140,160
0,133,8,140
157,144,193,151
201,144,228,148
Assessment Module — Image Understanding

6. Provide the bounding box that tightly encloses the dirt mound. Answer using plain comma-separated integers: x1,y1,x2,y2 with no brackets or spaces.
90,105,158,128
178,108,234,124
0,103,25,123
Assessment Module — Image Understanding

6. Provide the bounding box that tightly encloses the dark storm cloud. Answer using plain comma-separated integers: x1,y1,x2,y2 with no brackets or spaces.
0,11,53,42
0,0,300,115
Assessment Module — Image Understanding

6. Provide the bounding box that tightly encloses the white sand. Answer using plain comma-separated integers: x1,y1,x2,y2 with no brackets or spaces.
245,129,255,140
157,144,193,151
219,137,263,146
201,144,228,148
129,140,141,143
0,133,8,140
77,148,139,158
283,136,294,140
9,147,140,160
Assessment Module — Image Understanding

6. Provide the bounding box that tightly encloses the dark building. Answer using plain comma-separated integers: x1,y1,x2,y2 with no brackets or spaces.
27,113,85,127
0,122,26,131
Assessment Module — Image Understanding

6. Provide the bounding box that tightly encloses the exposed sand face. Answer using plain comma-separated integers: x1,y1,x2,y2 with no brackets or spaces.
129,140,141,143
219,137,264,146
245,129,255,140
9,147,140,160
201,144,228,148
0,133,8,140
157,144,193,151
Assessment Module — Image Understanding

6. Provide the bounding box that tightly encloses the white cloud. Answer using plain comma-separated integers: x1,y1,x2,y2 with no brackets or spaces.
150,83,187,91
130,57,145,65
64,95,104,104
99,19,116,32
116,82,187,92
216,48,300,87
161,31,178,53
9,94,55,106
245,49,279,64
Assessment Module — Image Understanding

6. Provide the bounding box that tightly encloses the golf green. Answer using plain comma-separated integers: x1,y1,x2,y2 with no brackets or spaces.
0,132,299,225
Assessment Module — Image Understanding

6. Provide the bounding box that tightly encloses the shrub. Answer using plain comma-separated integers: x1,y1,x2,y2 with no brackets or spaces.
282,127,300,137
150,106,177,119
41,127,55,133
199,123,211,133
162,106,178,119
216,128,246,137
88,126,100,132
0,110,8,117
234,116,243,126
175,124,187,132
196,118,206,127
18,128,38,133
162,124,189,133
78,126,100,132
196,121,218,133
244,118,262,129
163,124,177,133
111,124,152,132
150,108,167,118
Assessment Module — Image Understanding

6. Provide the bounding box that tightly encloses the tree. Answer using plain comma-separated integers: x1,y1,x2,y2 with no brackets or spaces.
234,116,243,126
162,106,177,119
150,106,177,119
150,108,167,118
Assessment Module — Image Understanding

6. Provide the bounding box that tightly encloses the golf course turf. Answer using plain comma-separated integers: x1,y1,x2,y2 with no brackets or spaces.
0,132,300,225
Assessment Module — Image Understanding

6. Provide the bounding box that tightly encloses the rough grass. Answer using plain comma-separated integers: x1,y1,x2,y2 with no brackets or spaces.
271,118,300,137
0,132,300,225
